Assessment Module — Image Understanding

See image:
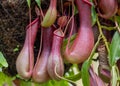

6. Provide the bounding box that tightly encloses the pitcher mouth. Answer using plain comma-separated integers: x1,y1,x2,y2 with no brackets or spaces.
53,29,64,38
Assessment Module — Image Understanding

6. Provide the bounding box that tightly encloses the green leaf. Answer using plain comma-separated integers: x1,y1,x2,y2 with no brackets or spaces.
109,31,120,66
91,5,97,26
111,66,119,86
0,52,8,68
35,0,41,8
115,16,120,25
65,64,81,81
81,60,90,86
20,79,70,86
26,0,31,8
20,80,33,86
81,48,97,86
51,80,69,86
0,72,14,86
13,45,19,52
74,5,78,15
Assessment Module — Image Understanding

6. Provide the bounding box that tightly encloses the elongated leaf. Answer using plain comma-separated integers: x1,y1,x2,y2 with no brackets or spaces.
81,60,90,86
0,52,8,68
91,6,97,26
35,0,41,8
109,31,120,66
89,0,97,26
26,0,31,8
111,66,119,86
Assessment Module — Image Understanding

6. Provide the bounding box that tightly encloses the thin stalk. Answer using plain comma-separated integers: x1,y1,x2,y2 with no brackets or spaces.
97,17,110,54
36,11,43,63
88,35,102,61
54,63,76,85
65,0,75,50
101,25,116,31
114,17,120,33
28,7,32,74
64,0,74,34
35,28,43,64
64,15,74,35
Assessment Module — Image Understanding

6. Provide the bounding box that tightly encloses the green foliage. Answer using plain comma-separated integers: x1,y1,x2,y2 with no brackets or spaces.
0,72,14,86
81,60,90,86
0,52,13,86
108,31,120,86
42,80,69,86
0,52,8,68
35,0,41,8
64,64,81,81
13,45,19,52
91,5,97,26
20,79,69,86
26,0,31,8
90,0,97,26
115,16,120,26
109,31,120,66
111,66,119,86
74,5,78,15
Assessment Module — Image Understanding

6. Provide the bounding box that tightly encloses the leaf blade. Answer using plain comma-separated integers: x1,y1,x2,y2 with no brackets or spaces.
26,0,31,8
111,66,119,86
0,72,13,86
35,0,41,8
0,52,8,68
91,5,97,26
81,60,90,86
109,31,120,66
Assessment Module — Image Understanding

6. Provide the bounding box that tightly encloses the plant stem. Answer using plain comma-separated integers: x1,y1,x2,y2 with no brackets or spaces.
88,34,102,61
54,63,76,85
65,0,74,52
97,17,110,54
114,16,120,33
101,25,116,31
